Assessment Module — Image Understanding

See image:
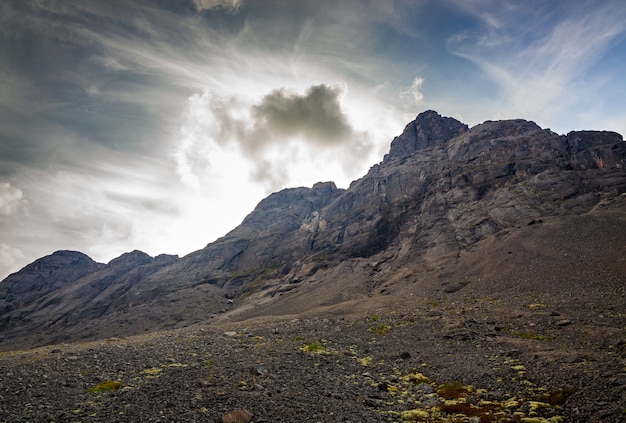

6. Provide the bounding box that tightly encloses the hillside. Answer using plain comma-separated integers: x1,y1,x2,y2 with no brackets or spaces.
0,203,625,421
0,110,624,353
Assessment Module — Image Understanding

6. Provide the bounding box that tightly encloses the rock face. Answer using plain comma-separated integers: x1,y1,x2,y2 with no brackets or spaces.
1,110,625,350
386,109,469,159
0,251,101,329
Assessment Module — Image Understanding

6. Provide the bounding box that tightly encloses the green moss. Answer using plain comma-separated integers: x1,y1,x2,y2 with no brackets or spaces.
441,398,499,419
228,268,256,279
88,380,123,393
300,341,327,353
436,381,470,399
357,356,373,366
400,371,431,385
525,303,546,309
400,408,430,421
534,388,576,406
368,323,390,334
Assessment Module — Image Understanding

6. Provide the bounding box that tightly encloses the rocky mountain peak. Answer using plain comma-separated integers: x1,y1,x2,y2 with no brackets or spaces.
0,250,100,294
235,181,343,235
107,250,153,269
469,118,544,138
385,110,468,161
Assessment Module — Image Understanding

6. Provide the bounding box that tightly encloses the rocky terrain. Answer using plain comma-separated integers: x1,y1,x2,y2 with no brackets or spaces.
0,110,625,421
1,204,625,421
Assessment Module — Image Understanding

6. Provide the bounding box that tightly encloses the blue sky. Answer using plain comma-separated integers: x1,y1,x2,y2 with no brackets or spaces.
1,0,625,279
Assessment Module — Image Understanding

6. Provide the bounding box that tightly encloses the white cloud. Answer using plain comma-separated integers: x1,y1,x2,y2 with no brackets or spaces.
192,0,244,12
0,183,27,216
402,76,425,105
0,243,25,276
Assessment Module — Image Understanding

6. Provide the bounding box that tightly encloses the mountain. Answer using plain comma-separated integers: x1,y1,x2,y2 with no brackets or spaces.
1,110,625,350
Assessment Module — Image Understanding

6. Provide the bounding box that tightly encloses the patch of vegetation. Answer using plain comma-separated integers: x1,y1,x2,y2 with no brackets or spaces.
534,387,576,406
228,268,256,279
436,380,471,399
511,330,548,341
440,398,500,419
525,303,547,309
299,341,328,354
88,380,123,393
357,356,373,366
368,323,391,334
399,408,430,421
400,371,431,385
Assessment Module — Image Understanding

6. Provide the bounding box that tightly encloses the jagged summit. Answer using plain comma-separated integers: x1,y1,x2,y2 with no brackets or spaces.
236,181,342,234
385,110,468,160
1,250,101,294
107,250,154,268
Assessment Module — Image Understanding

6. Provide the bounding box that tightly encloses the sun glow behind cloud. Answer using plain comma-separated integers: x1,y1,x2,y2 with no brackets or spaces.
177,84,378,192
0,0,625,280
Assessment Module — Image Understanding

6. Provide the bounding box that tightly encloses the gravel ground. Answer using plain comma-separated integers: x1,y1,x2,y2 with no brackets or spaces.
1,289,624,423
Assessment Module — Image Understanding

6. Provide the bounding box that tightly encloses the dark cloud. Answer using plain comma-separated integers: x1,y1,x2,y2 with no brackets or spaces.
252,85,353,144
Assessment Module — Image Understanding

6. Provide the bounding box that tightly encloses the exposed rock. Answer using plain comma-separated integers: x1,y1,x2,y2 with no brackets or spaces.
1,111,625,350
385,110,469,160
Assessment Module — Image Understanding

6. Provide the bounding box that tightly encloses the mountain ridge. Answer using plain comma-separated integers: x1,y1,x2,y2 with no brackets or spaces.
1,110,625,350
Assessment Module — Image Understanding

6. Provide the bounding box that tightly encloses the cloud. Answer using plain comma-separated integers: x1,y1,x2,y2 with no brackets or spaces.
192,0,244,12
0,243,25,275
176,84,373,192
252,85,353,146
401,76,425,105
0,183,27,216
447,0,626,127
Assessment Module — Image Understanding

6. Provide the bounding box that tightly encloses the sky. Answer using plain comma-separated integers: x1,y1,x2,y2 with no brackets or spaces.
1,0,625,280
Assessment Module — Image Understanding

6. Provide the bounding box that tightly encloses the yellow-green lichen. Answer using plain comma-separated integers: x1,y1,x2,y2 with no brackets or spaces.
88,380,123,393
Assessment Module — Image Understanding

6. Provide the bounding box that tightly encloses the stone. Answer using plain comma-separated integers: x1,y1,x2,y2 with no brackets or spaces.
252,364,268,376
416,382,434,394
222,409,253,423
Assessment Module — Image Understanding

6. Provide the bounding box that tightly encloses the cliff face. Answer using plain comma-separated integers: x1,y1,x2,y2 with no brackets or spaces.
299,113,625,267
1,111,625,350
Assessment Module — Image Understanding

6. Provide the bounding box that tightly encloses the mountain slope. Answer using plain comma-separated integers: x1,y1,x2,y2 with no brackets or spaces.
1,110,625,350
